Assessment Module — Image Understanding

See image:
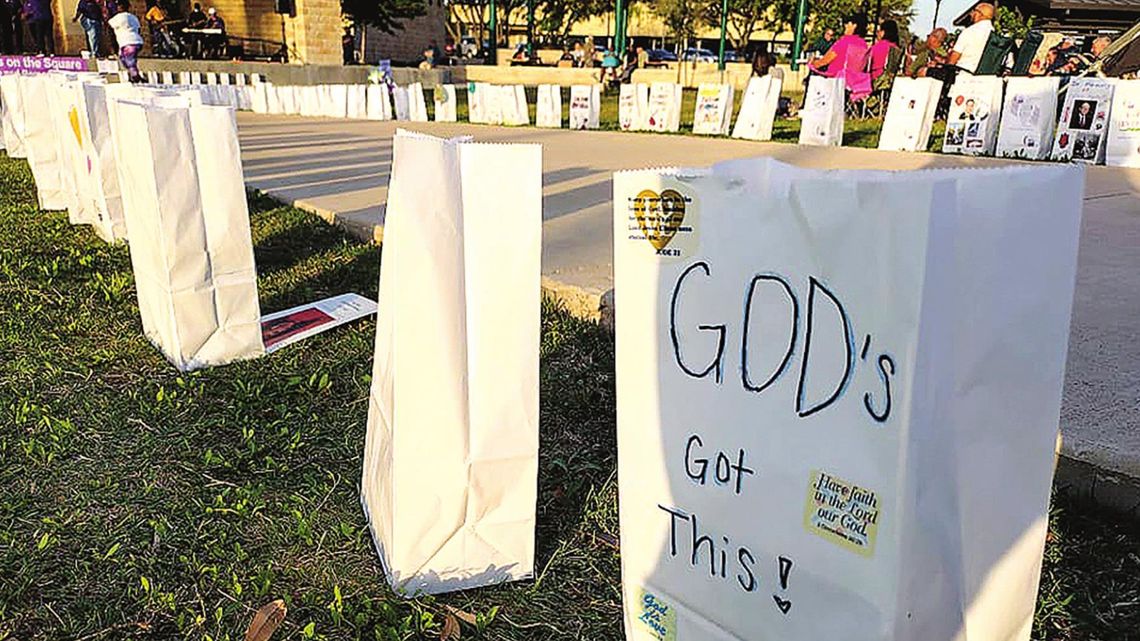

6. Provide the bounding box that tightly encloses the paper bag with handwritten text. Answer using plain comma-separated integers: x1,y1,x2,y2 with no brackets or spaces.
614,159,1083,641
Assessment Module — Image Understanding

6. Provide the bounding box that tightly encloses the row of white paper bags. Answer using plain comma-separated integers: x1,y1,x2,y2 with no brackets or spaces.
614,157,1084,641
0,73,204,241
619,80,779,140
938,75,1140,167
138,70,264,86
248,82,456,122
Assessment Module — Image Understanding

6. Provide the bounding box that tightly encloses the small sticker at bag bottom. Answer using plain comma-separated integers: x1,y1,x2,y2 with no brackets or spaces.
803,469,880,557
634,588,677,641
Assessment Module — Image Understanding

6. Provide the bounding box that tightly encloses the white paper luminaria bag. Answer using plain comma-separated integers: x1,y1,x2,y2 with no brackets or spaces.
433,84,457,122
942,75,1004,156
1106,78,1140,168
613,158,1083,641
877,77,942,152
366,83,393,121
112,100,264,371
361,130,541,596
407,83,429,122
1053,77,1115,164
799,75,845,146
996,77,1060,160
569,84,600,130
535,84,562,128
732,75,782,141
646,82,683,133
0,74,28,158
619,82,649,131
500,85,530,126
692,83,734,136
19,75,69,210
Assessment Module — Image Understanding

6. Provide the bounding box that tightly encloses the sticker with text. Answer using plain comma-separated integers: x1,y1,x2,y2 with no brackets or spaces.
803,470,880,557
626,182,697,259
635,588,677,641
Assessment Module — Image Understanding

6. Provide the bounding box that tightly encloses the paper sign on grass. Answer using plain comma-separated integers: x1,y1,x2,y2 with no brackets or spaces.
362,130,541,596
614,157,1083,641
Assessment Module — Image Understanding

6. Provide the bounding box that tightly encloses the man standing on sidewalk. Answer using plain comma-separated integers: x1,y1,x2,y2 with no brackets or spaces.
21,0,53,55
73,0,103,55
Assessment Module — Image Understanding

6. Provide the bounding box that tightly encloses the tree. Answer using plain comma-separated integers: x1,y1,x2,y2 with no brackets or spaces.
450,0,528,48
539,0,612,40
994,5,1034,40
341,0,428,33
653,0,704,43
701,0,801,52
803,0,915,42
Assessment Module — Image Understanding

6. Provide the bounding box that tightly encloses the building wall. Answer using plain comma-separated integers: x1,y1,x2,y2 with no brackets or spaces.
359,0,448,65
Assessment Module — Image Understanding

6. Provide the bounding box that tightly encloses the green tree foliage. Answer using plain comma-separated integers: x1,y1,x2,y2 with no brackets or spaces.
803,0,915,42
341,0,428,33
541,0,614,38
995,5,1034,39
652,0,704,42
700,0,801,51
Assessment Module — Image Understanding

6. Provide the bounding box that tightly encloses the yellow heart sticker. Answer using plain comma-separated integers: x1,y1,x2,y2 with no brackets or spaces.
633,188,686,251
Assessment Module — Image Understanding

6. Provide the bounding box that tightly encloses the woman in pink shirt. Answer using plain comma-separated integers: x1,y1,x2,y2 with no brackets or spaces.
869,19,901,82
810,14,872,100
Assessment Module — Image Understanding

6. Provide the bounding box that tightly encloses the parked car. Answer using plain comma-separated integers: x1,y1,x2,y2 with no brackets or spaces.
646,48,678,63
681,47,717,63
460,36,480,58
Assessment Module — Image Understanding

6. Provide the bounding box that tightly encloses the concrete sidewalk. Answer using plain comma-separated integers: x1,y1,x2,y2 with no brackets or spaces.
237,113,1140,513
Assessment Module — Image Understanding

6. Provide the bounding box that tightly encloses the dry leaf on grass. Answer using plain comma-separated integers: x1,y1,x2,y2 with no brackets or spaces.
440,612,462,640
445,605,477,626
244,599,287,641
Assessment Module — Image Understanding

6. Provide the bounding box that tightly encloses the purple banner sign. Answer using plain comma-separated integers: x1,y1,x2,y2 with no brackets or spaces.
0,56,92,74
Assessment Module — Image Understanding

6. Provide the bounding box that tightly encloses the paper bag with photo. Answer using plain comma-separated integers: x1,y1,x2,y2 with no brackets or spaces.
1052,77,1114,164
996,77,1060,160
614,157,1083,641
362,130,541,596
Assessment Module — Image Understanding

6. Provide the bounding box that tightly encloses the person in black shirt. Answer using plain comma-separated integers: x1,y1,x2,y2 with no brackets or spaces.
187,2,206,27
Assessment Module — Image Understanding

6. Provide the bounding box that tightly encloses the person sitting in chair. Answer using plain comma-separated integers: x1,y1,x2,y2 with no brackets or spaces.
948,2,994,75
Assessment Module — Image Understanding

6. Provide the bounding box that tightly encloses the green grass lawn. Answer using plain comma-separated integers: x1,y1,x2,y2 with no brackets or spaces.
1,151,1138,641
443,86,946,151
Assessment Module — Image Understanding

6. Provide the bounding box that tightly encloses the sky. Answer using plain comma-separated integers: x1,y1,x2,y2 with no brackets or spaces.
910,0,976,33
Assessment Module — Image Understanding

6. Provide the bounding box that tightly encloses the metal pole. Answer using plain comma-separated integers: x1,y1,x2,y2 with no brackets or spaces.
932,0,942,28
717,0,729,70
791,0,808,71
489,0,498,65
620,0,629,59
527,0,535,58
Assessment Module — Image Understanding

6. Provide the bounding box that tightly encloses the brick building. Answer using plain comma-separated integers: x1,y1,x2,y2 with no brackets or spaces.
356,0,448,65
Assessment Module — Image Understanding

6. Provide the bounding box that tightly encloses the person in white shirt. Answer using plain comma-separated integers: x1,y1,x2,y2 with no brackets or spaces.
107,0,144,82
948,2,994,75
